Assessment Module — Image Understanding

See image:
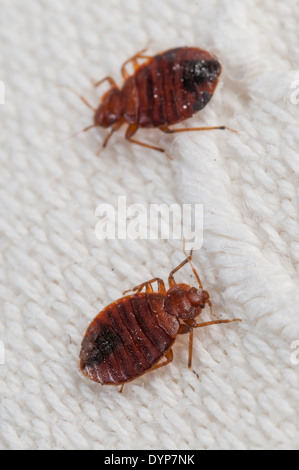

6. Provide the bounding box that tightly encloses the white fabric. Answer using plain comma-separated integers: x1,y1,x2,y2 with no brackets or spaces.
1,0,299,450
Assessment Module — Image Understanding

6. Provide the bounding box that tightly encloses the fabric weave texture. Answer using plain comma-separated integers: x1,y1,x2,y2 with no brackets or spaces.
0,0,299,450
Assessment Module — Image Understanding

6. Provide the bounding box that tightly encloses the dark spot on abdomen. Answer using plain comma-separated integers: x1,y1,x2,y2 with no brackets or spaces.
193,90,212,112
183,59,221,92
82,323,123,368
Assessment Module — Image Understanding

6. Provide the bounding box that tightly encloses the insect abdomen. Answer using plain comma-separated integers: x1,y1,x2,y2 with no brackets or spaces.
134,47,221,128
79,293,174,385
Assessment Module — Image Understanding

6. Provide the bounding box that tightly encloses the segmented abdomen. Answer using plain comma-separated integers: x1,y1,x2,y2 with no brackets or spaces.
134,47,220,127
79,293,174,385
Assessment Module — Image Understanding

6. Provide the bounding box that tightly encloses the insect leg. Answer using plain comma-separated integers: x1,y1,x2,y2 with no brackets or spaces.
93,76,118,89
121,48,151,79
101,129,115,148
160,125,237,134
178,323,194,368
125,125,172,158
97,120,124,155
148,349,173,373
179,318,241,369
193,319,242,328
123,278,166,295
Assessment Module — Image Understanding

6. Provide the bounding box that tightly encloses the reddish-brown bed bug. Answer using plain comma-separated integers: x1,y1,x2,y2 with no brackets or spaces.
79,250,241,391
70,46,235,157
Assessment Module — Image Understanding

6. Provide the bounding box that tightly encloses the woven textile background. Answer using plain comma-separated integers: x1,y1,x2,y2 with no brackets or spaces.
1,0,299,450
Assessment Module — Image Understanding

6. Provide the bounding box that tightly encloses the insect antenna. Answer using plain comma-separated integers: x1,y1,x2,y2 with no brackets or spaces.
57,84,99,142
59,123,98,142
58,84,96,111
183,240,214,315
182,242,203,289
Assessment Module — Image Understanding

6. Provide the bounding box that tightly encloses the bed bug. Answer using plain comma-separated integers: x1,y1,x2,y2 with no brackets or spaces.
68,46,235,157
79,250,241,391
